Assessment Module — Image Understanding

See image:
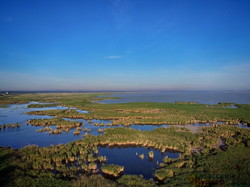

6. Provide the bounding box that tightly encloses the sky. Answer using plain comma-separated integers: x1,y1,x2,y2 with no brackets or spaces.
0,0,250,91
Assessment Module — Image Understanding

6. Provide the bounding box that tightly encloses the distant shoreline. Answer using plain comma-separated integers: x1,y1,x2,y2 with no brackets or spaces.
1,90,250,94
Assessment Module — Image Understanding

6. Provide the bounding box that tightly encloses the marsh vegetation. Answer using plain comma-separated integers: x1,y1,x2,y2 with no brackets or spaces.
0,93,250,186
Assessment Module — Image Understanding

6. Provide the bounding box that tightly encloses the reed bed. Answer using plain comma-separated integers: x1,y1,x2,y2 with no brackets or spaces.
1,93,250,186
26,101,250,127
0,123,21,130
101,164,124,177
27,118,83,135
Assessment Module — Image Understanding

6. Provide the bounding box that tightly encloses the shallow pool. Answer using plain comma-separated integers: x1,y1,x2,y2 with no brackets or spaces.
98,146,180,179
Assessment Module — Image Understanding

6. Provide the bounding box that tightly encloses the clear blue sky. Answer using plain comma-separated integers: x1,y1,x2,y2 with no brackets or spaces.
0,0,250,91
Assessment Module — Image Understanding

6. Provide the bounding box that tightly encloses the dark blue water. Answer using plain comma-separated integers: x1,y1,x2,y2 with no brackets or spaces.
96,91,250,104
98,146,180,179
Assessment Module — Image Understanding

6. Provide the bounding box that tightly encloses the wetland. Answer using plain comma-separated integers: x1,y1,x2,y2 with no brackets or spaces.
0,92,250,186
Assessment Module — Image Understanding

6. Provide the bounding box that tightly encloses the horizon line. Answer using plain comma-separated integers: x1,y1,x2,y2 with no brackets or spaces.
1,89,250,93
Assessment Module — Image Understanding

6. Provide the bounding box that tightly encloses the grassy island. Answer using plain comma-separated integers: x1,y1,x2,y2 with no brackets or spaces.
101,164,124,177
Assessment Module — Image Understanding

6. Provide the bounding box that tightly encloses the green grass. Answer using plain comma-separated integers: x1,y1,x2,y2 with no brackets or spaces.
2,93,250,126
101,164,124,177
28,103,59,108
155,125,250,186
117,175,156,187
27,118,81,127
96,127,197,152
27,118,83,134
158,144,250,186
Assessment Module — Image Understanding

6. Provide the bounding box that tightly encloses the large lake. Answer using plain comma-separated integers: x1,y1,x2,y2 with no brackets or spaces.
97,91,250,104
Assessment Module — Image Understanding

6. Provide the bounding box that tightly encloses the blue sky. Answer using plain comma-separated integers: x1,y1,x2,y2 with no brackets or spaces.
0,0,250,91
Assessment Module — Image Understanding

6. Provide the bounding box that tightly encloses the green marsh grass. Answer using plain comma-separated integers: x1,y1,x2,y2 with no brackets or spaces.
101,164,124,177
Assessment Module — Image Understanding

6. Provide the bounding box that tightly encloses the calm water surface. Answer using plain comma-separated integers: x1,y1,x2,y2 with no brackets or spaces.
98,146,180,179
0,103,88,148
97,91,250,104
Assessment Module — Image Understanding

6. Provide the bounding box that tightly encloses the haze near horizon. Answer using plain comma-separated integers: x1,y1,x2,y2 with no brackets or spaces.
0,0,250,91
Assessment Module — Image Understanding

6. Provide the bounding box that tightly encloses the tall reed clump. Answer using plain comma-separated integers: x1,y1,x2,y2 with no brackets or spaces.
0,123,21,130
73,129,81,135
101,164,124,177
148,151,154,159
27,118,84,134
